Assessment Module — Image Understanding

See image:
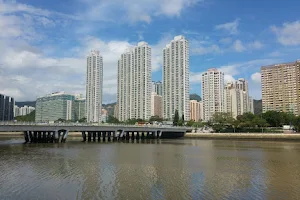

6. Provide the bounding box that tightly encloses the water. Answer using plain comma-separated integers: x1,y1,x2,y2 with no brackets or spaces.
1,137,300,200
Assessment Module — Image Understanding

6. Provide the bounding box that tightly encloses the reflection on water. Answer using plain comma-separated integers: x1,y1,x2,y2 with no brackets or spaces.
0,137,300,199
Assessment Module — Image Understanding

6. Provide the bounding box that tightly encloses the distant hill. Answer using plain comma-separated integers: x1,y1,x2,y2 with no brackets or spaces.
103,102,116,116
190,93,202,102
15,101,36,107
254,99,262,115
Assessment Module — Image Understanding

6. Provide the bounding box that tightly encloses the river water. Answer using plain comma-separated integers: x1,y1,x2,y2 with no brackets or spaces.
0,137,300,200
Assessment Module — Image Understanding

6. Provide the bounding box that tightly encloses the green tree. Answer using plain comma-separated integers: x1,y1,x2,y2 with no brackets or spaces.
149,115,163,122
78,117,87,123
15,110,35,122
211,112,235,132
107,115,119,124
186,120,195,127
293,116,300,132
173,110,179,126
262,111,284,127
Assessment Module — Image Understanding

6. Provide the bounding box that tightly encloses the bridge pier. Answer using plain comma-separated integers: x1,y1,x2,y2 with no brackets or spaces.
82,131,86,142
102,132,106,141
97,132,101,142
131,132,135,140
108,132,111,141
141,132,145,140
23,131,29,144
93,131,96,142
113,131,117,141
37,131,42,143
88,132,92,142
136,132,140,140
125,132,130,141
61,130,68,143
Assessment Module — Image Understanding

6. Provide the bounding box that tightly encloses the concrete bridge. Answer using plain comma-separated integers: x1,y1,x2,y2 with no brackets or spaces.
0,123,190,143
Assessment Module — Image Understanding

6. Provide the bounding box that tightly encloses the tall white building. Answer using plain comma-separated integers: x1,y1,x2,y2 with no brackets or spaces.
224,79,254,118
202,68,225,121
152,81,163,96
163,35,190,120
117,42,152,121
86,50,103,123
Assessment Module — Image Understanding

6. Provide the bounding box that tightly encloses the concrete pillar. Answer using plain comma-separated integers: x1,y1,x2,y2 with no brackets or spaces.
131,132,135,140
125,132,130,140
93,131,96,142
98,132,101,142
28,131,33,143
103,132,106,141
88,132,92,142
113,131,117,141
23,131,29,143
42,132,47,143
141,132,145,140
61,130,68,143
108,132,111,141
37,131,42,143
136,132,140,140
82,131,86,142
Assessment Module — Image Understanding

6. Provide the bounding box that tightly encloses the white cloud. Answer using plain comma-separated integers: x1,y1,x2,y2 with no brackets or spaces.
232,39,246,52
224,74,235,83
219,37,232,44
192,44,222,55
81,0,201,23
268,51,284,57
271,21,300,46
190,72,203,83
251,72,261,83
248,40,263,49
219,65,239,76
215,19,239,35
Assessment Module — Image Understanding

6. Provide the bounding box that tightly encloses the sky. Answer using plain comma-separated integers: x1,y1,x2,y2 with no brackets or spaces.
0,0,300,103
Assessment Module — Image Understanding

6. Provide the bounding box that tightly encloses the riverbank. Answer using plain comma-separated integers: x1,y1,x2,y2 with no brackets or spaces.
185,132,300,140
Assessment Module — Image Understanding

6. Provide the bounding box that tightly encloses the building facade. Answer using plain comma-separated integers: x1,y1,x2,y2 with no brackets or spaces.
261,61,300,115
0,94,14,121
151,92,163,118
202,68,225,121
117,42,152,121
86,50,103,123
73,98,86,121
163,35,190,120
190,100,203,122
152,81,163,96
224,79,253,119
35,92,75,122
14,105,35,117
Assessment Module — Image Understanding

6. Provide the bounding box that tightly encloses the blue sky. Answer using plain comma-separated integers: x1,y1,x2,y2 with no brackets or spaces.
0,0,300,103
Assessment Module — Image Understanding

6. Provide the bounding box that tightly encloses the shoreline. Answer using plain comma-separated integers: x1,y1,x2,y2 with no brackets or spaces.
185,133,300,140
1,132,300,141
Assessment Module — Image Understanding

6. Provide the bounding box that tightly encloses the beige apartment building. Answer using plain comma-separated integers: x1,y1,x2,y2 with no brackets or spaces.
151,92,163,118
190,100,203,121
261,60,300,115
224,79,253,118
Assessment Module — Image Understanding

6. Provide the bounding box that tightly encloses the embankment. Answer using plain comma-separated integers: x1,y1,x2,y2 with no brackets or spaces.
185,132,300,140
